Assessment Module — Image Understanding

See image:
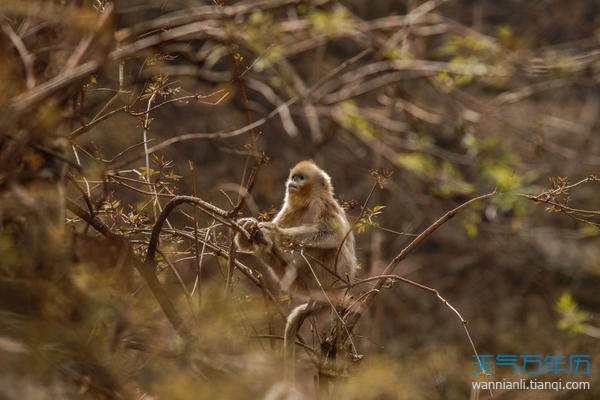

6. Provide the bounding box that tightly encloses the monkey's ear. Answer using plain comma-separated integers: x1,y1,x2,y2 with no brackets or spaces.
318,170,333,189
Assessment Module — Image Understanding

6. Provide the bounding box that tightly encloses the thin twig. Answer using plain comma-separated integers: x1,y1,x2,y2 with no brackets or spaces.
333,181,378,275
64,3,114,70
66,198,193,341
1,22,36,89
300,251,358,356
324,190,496,356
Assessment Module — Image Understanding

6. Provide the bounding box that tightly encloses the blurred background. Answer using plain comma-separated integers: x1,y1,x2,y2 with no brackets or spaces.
1,0,599,399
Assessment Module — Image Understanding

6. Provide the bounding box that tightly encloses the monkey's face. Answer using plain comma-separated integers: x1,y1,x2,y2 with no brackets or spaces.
286,160,333,199
287,169,310,194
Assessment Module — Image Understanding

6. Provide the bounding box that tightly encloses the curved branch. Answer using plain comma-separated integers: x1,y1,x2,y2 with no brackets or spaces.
323,189,496,357
145,196,287,313
167,228,285,316
381,190,496,281
356,190,495,325
145,195,251,265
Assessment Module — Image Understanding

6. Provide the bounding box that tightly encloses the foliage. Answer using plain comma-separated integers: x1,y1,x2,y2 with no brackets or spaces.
1,0,599,399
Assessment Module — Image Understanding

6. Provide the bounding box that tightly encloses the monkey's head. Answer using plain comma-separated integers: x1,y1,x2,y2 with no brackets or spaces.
286,160,333,200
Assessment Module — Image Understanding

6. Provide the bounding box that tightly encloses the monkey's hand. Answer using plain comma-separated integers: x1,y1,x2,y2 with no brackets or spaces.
260,222,309,250
235,218,275,252
235,217,260,251
257,221,279,233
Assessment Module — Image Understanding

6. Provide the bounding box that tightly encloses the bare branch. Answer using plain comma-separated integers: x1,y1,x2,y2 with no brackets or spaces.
1,21,36,89
66,198,193,341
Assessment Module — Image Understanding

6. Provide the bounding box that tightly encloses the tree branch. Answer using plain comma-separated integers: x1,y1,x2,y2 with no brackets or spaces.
66,198,193,341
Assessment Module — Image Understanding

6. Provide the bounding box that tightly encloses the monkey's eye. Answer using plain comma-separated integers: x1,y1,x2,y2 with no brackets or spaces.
292,174,305,182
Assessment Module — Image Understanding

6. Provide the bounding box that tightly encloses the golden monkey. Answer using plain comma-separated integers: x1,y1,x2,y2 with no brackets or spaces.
236,161,358,392
236,160,357,293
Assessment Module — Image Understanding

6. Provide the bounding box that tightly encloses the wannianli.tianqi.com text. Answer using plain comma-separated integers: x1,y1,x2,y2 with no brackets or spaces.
472,379,591,391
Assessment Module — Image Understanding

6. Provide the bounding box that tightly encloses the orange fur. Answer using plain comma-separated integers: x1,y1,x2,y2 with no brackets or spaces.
273,161,357,288
235,160,357,291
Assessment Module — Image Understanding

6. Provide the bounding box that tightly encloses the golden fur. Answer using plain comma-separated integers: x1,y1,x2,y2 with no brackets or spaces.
236,160,357,292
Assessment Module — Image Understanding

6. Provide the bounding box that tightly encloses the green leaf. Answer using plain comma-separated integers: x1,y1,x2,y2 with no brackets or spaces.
556,292,590,334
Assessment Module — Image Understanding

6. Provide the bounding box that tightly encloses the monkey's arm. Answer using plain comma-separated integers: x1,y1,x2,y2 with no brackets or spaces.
235,219,289,274
275,222,345,249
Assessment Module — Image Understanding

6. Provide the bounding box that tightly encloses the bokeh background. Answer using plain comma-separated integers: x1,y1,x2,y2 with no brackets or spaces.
1,0,599,399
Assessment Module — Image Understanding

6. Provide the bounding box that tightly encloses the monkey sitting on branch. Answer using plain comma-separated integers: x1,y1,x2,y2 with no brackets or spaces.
235,160,359,391
235,160,357,298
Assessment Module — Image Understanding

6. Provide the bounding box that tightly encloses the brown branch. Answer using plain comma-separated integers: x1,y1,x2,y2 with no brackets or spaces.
12,18,227,114
167,228,286,317
380,190,496,278
227,160,262,217
116,49,373,164
64,3,114,70
10,1,365,119
520,194,600,217
535,176,596,198
252,334,318,356
69,106,128,139
516,176,600,226
323,190,496,356
349,273,491,397
127,90,229,117
74,140,154,165
145,195,250,266
66,198,193,341
333,180,377,276
144,196,286,309
143,113,276,156
108,175,175,198
116,0,323,42
225,235,236,294
12,59,100,113
1,21,36,89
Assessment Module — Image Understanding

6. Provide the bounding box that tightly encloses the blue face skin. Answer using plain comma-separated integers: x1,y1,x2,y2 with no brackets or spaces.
287,172,308,193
